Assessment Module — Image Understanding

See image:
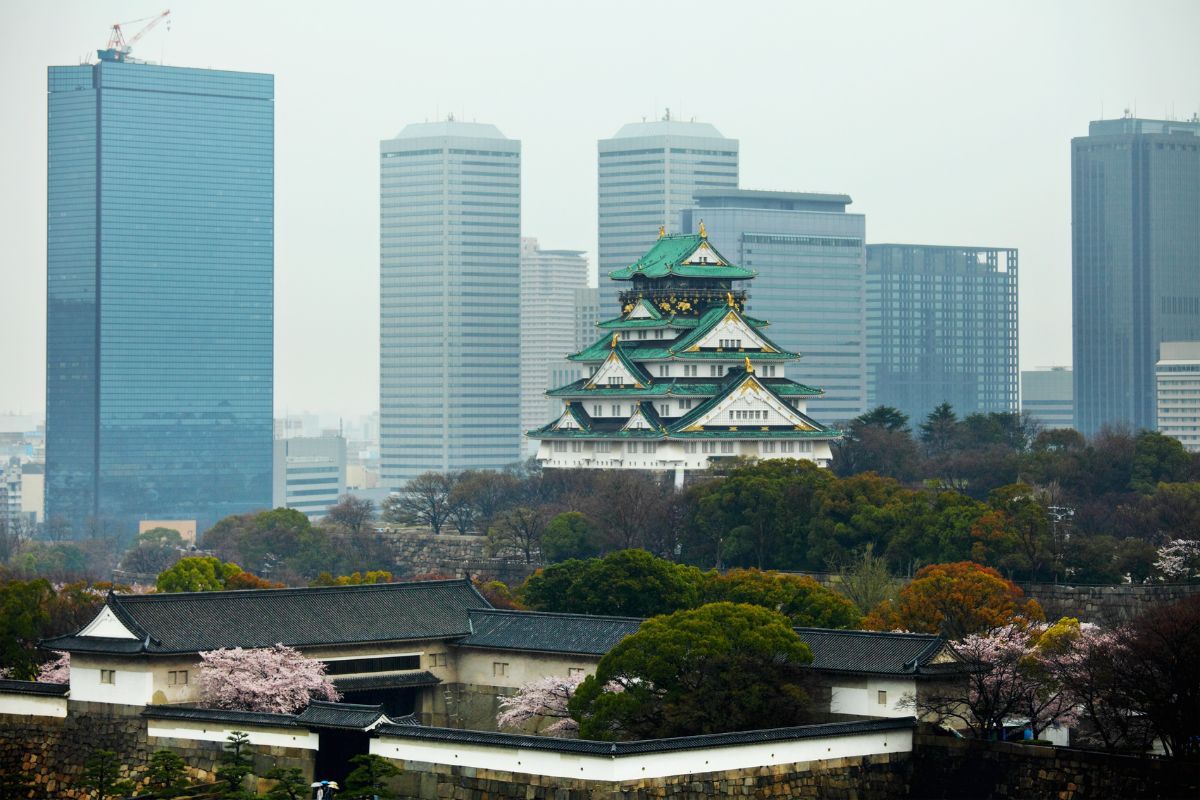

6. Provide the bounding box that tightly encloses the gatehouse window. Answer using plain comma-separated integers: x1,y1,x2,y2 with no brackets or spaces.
168,670,188,686
878,690,888,705
493,662,510,678
100,670,115,684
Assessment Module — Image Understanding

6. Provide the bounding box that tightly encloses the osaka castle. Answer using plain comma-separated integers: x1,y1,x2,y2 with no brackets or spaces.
530,224,839,485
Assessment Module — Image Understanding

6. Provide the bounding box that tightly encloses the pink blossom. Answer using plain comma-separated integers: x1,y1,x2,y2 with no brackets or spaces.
36,652,70,684
497,675,584,736
197,643,340,714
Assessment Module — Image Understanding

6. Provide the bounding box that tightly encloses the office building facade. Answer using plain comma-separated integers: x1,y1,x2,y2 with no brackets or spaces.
519,238,589,456
681,190,867,423
1072,116,1200,435
1157,342,1200,452
1022,368,1074,430
380,121,521,486
273,436,348,521
45,61,274,536
598,118,738,313
865,245,1018,424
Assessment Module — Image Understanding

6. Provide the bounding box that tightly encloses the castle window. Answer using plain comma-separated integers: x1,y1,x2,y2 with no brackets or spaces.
571,441,583,453
642,442,657,454
100,670,115,685
168,670,188,686
493,662,509,678
680,398,693,409
430,653,448,668
594,441,611,453
592,404,602,416
608,376,621,387
720,442,735,454
658,364,669,376
701,442,717,454
552,441,567,453
568,668,585,677
684,442,698,453
611,404,621,416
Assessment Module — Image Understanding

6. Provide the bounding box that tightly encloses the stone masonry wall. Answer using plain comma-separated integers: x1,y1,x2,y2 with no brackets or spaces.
0,702,313,797
910,733,1198,800
373,527,538,587
1019,582,1200,625
388,752,912,800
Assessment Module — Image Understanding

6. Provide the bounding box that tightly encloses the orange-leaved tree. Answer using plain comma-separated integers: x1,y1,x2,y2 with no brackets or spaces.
865,561,1043,639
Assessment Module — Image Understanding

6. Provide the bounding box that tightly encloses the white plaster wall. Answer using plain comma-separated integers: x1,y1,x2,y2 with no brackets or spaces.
0,692,67,718
535,441,825,473
455,650,597,691
78,606,138,638
372,727,912,782
149,657,203,705
70,656,154,706
147,720,319,750
829,678,915,718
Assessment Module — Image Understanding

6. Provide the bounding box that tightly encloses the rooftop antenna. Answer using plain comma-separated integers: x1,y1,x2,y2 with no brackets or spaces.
97,9,171,63
663,107,671,122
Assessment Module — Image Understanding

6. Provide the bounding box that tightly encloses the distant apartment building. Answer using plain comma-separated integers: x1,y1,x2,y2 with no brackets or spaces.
519,239,590,456
865,245,1018,424
273,436,347,521
1072,116,1200,435
44,59,274,535
380,120,521,486
544,288,602,431
598,117,738,313
681,190,867,423
1022,368,1074,430
1157,342,1200,452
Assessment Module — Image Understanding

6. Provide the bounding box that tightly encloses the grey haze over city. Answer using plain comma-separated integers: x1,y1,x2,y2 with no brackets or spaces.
1,0,1197,419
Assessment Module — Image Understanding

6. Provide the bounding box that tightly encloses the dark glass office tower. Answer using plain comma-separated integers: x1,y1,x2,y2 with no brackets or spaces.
865,245,1018,424
1072,116,1200,435
45,60,274,537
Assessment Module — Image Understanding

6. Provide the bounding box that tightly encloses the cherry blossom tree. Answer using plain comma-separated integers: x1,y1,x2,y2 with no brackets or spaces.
36,651,70,684
198,644,339,714
497,674,584,736
904,622,1076,739
1153,539,1200,581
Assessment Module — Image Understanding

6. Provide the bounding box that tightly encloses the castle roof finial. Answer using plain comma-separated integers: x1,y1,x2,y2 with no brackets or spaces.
659,224,665,238
699,220,707,239
744,356,754,374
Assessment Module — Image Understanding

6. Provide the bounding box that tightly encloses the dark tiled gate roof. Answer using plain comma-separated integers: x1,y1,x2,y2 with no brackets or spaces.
794,628,964,675
458,609,643,656
44,579,491,655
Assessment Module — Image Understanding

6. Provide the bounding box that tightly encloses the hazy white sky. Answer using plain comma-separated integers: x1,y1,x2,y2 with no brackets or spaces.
2,0,1198,420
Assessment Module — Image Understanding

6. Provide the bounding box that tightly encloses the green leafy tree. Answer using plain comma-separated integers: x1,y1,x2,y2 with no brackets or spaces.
156,556,242,593
1130,431,1192,494
520,550,705,617
919,403,960,456
79,749,134,800
541,511,602,563
569,603,813,739
215,731,254,799
136,527,185,548
0,578,53,679
703,569,862,629
834,543,901,615
144,749,190,797
343,754,402,800
264,767,308,800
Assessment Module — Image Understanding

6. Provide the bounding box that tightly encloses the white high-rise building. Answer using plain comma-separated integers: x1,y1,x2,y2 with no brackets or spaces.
519,238,589,456
380,121,521,486
598,116,738,314
272,436,347,521
1157,342,1200,453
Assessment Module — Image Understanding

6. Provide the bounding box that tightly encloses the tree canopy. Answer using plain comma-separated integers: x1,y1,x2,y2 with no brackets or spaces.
569,602,813,739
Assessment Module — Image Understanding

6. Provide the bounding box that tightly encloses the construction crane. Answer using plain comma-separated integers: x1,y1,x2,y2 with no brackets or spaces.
97,9,171,63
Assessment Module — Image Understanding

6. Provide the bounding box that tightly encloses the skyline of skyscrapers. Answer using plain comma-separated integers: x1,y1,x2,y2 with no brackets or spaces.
598,118,738,313
519,238,589,457
44,59,274,535
865,244,1018,424
1072,116,1200,435
379,121,522,487
680,190,868,423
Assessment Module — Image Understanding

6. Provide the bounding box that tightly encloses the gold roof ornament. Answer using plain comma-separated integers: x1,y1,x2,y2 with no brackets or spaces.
726,291,735,307
658,224,666,238
744,356,753,374
611,333,620,349
698,220,707,239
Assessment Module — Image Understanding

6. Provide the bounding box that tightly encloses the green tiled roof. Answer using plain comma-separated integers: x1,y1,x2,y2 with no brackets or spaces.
546,378,823,398
608,233,755,281
533,367,839,442
571,306,797,363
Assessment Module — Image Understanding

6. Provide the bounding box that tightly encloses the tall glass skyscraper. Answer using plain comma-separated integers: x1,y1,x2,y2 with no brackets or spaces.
45,60,274,537
1072,116,1200,435
519,238,589,457
865,245,1018,424
380,121,521,486
598,118,738,313
681,190,867,423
